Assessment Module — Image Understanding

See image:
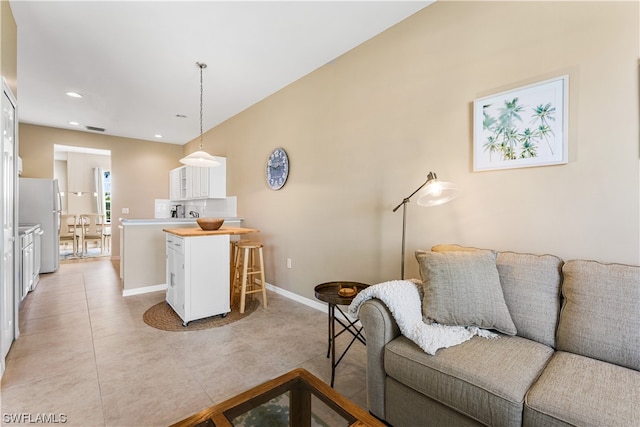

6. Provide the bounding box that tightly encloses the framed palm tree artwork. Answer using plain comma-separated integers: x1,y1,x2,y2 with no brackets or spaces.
473,75,568,171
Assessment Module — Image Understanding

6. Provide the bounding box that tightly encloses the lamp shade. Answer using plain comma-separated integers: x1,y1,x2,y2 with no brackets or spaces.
179,150,221,167
393,171,457,279
416,179,457,207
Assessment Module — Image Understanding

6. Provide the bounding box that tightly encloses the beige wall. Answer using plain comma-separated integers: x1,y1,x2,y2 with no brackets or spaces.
60,152,111,215
1,0,17,96
18,124,184,256
186,1,640,301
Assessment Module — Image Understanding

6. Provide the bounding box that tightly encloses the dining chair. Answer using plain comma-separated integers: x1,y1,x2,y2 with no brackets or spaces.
79,214,104,255
102,224,112,253
59,214,79,255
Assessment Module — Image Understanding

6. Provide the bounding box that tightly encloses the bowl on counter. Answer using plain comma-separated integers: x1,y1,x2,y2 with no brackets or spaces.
196,218,224,231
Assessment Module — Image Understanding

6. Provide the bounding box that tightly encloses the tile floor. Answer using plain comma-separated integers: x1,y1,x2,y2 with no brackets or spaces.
1,258,368,426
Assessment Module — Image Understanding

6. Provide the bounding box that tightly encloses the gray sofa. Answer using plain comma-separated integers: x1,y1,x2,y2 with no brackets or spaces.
359,245,639,426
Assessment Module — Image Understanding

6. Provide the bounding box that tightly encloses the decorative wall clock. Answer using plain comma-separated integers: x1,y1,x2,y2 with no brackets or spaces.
265,147,289,190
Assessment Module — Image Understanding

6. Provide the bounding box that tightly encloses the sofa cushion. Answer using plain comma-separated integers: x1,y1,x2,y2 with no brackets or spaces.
433,244,563,347
416,249,517,335
524,351,640,427
494,251,562,347
557,260,640,370
385,334,554,426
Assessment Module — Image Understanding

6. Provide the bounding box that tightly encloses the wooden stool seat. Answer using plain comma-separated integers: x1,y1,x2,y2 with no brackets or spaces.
232,241,267,313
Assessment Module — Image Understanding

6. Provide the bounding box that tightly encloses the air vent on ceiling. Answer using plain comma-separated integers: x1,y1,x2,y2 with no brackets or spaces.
86,125,105,132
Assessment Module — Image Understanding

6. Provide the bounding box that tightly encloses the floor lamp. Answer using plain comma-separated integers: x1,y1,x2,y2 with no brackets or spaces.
392,172,457,279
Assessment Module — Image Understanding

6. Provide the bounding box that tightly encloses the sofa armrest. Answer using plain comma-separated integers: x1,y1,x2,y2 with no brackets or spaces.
359,298,401,421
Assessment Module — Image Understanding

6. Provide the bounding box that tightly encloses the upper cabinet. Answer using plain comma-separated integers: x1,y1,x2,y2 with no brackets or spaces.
170,157,226,201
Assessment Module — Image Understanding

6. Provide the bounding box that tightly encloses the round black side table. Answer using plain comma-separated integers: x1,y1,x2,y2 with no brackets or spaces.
314,281,369,387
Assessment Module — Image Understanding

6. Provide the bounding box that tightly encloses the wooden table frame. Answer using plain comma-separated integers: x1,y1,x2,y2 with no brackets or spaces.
170,368,384,427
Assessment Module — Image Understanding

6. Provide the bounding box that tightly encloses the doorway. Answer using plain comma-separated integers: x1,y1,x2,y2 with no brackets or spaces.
53,145,112,260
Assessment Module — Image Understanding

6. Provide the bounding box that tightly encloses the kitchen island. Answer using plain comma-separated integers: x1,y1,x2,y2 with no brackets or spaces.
164,226,259,325
119,218,243,296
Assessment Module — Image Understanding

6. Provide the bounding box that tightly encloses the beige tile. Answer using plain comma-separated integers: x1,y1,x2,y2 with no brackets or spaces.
89,312,147,339
100,373,213,427
88,298,143,324
25,297,88,321
92,328,169,364
0,363,105,426
6,322,93,359
192,351,286,404
27,290,87,312
36,273,86,292
97,347,189,396
1,346,96,389
85,288,123,308
18,309,90,337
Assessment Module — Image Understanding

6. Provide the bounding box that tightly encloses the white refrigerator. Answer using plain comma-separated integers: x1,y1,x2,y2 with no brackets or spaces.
18,178,60,273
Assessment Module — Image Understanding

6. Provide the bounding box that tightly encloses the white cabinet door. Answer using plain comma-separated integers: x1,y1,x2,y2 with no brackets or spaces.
168,159,226,201
21,241,33,300
175,246,185,317
185,234,230,321
206,157,226,198
166,234,185,319
166,236,176,306
185,167,195,199
169,169,181,201
1,81,17,366
198,167,209,198
165,233,230,326
179,167,187,200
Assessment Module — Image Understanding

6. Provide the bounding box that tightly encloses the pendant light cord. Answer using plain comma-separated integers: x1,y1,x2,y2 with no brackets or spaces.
179,61,220,167
196,62,207,150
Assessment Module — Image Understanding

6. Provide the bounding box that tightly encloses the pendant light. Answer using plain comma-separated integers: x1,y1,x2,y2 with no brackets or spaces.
180,62,221,167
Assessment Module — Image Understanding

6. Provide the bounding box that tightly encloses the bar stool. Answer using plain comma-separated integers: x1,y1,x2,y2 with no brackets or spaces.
232,241,267,313
230,239,249,303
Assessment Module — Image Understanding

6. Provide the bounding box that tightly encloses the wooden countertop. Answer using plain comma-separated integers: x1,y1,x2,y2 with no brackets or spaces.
163,226,259,237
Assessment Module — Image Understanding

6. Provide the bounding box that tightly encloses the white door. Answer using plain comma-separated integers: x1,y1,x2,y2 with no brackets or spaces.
1,81,17,367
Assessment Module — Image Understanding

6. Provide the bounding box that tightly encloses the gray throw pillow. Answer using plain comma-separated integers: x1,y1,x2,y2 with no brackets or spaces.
416,249,517,335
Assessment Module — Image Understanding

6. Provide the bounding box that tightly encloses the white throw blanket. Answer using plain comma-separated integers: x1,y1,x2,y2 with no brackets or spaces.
348,279,498,355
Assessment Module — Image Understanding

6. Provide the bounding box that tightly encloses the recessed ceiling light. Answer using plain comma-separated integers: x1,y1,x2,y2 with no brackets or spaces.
65,91,83,98
154,134,163,138
68,121,80,126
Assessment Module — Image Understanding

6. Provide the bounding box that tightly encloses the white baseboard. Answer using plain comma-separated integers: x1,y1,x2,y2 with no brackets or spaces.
265,282,358,322
122,283,167,297
265,282,327,313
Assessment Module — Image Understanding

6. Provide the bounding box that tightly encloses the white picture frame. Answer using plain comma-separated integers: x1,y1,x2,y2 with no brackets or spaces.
473,76,568,171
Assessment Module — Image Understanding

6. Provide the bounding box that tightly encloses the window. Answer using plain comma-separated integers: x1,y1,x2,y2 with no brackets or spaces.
104,170,111,223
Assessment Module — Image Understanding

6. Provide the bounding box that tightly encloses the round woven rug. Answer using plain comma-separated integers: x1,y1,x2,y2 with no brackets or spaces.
143,299,259,331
